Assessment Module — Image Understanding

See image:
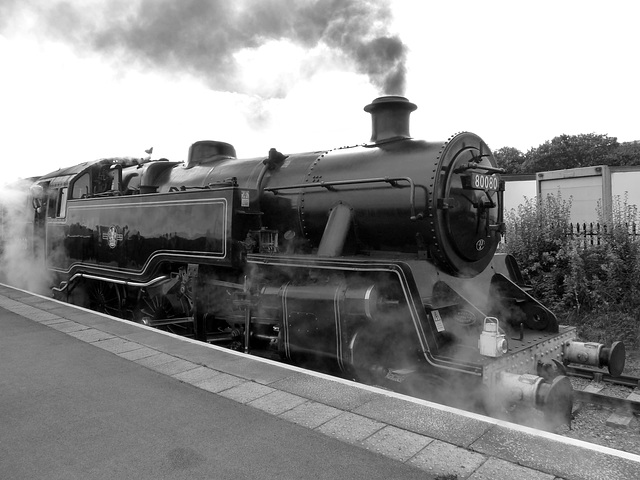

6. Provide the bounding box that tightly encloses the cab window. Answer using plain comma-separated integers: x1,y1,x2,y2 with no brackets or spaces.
47,187,68,218
72,172,91,199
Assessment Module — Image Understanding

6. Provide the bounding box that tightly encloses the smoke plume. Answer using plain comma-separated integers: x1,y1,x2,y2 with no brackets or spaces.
19,0,407,97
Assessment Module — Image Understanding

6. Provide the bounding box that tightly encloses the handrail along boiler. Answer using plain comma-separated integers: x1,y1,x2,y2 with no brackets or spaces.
29,96,626,425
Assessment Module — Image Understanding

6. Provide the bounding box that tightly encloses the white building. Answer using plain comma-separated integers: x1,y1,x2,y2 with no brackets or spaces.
536,165,640,224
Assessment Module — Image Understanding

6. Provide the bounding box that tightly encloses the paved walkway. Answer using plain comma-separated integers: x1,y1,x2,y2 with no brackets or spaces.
1,284,639,479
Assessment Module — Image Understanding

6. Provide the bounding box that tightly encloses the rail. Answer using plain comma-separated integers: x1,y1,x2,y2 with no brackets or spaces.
264,176,424,221
573,389,640,414
566,366,640,388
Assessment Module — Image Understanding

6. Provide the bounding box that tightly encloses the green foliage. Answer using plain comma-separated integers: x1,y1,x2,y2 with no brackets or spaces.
571,312,640,349
495,136,640,174
568,195,640,312
520,133,619,173
606,141,640,166
494,146,525,174
504,193,640,347
505,193,572,311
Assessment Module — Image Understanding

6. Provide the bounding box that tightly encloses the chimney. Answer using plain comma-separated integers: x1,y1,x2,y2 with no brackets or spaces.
364,96,417,143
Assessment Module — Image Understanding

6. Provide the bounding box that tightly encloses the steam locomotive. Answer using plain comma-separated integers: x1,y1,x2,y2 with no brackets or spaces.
27,96,625,426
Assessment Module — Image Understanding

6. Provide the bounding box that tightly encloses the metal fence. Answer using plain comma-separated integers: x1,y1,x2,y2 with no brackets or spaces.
498,222,640,252
567,222,640,247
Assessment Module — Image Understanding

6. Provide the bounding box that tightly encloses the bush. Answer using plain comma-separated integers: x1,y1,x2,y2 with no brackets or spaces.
504,193,640,348
504,193,572,312
572,312,640,349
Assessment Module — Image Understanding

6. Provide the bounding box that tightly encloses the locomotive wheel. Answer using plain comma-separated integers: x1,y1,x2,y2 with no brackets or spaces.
87,281,122,317
349,329,391,385
135,293,175,326
349,327,419,387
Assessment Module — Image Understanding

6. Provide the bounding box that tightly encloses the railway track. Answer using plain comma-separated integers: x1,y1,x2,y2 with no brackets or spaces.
566,366,640,388
573,388,640,413
567,366,640,414
560,365,640,455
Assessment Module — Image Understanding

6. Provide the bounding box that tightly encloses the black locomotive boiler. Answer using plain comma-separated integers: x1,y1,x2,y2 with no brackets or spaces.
29,96,625,426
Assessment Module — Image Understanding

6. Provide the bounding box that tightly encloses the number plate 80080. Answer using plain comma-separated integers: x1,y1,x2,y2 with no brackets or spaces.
461,173,501,191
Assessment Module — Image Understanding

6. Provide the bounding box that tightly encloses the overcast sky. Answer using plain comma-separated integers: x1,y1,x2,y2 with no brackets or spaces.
1,0,638,184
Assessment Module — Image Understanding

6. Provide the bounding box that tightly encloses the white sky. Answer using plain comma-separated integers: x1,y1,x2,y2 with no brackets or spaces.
1,0,639,184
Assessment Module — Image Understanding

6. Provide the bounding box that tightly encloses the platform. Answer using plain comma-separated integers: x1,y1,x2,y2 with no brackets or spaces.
1,283,639,479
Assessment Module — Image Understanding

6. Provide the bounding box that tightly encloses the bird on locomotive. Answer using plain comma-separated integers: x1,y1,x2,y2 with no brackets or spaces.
27,96,626,427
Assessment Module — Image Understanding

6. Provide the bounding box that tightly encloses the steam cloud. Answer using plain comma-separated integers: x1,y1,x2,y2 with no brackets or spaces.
0,180,50,295
17,0,407,97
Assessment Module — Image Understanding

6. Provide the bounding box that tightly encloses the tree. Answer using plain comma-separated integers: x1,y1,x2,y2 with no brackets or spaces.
606,141,640,166
493,146,525,174
520,133,619,173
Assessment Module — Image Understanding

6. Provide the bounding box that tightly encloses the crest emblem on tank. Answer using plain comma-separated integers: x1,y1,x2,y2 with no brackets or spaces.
475,239,486,251
103,225,123,249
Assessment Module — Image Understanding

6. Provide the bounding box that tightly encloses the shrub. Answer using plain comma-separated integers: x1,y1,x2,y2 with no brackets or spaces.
504,193,640,347
504,193,572,312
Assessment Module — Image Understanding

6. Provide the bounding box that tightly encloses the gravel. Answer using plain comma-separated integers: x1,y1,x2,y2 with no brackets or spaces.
555,352,640,455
